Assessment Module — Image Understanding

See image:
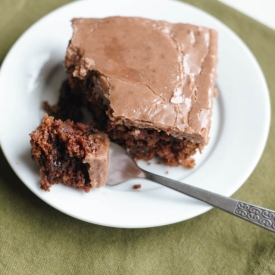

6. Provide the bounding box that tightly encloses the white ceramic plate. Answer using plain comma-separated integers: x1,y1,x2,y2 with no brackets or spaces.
0,0,270,228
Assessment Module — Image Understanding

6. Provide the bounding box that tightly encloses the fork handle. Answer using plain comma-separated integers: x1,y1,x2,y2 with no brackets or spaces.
144,171,275,233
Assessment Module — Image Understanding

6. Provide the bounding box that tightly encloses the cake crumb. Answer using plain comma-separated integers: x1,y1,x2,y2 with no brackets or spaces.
147,162,151,165
133,184,141,190
165,171,169,174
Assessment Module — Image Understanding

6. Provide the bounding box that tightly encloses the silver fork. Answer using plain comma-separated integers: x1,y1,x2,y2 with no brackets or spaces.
107,143,275,232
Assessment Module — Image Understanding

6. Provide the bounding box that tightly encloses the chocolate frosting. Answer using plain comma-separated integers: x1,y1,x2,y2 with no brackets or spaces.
83,133,109,188
65,16,218,144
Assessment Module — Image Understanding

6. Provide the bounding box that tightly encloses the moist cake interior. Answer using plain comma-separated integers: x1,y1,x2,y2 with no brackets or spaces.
30,114,109,191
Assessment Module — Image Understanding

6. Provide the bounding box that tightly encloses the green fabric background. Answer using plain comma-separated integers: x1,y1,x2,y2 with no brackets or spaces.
1,0,275,274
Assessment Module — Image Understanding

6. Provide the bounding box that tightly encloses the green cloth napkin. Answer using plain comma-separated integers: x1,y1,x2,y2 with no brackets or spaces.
1,0,275,274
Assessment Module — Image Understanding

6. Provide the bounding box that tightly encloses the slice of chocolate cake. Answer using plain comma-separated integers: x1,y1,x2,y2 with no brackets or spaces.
65,16,218,168
30,114,109,192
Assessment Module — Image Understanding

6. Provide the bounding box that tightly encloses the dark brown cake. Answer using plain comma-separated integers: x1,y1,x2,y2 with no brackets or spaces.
30,114,109,192
43,79,84,122
65,17,218,168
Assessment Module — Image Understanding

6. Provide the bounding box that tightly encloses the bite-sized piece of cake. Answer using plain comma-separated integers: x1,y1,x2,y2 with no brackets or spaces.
65,16,218,168
30,114,109,192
